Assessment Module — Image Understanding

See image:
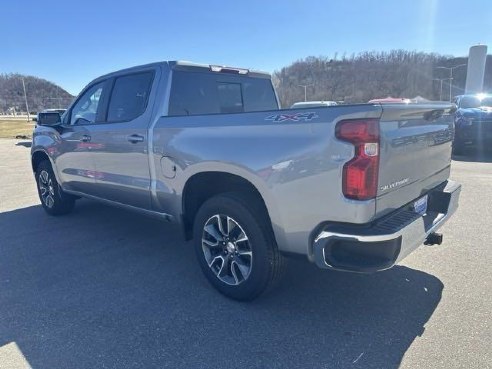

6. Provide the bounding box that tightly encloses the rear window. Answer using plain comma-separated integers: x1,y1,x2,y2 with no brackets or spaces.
168,71,277,116
107,72,154,122
242,79,278,111
217,83,243,113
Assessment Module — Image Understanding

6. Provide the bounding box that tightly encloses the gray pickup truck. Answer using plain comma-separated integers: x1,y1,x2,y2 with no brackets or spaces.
31,61,461,300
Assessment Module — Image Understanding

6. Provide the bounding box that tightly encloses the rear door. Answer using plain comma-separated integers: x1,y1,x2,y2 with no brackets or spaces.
86,69,158,210
376,103,454,217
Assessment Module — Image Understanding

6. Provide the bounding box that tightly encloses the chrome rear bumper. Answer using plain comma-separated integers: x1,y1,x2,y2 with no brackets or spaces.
313,180,461,272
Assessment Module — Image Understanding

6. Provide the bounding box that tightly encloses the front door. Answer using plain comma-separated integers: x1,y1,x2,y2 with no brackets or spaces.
55,81,107,195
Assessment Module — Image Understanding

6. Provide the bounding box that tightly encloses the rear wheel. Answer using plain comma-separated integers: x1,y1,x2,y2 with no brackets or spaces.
36,160,75,216
193,192,286,301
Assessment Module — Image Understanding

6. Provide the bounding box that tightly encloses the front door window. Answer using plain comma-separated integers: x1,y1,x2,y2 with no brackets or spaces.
70,82,105,125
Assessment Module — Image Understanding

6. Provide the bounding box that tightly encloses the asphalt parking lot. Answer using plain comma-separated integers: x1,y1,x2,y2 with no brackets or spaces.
0,139,491,369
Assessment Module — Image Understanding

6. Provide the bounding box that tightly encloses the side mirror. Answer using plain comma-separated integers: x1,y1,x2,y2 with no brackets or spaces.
74,117,92,125
37,112,61,126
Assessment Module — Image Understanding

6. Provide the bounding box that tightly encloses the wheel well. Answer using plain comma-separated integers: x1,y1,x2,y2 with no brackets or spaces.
182,172,270,240
31,151,50,173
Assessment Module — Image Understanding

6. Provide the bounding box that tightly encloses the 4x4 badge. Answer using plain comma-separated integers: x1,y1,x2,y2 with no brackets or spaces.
265,112,319,122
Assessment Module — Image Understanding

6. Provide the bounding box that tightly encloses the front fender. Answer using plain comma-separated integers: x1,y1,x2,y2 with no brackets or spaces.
31,127,63,184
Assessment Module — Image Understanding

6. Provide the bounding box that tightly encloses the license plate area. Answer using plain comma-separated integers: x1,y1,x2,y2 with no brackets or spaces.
413,195,428,215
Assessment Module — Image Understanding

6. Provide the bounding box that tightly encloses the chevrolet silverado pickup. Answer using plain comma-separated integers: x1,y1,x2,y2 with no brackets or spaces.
31,61,461,300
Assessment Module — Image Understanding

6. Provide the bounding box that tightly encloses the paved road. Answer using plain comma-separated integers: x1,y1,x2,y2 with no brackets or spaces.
0,139,490,369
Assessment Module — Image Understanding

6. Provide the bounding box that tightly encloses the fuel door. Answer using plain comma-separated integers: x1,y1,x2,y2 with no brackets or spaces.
160,156,177,179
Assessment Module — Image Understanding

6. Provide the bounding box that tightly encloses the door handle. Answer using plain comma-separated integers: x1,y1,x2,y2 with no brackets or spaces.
127,134,145,143
80,135,91,142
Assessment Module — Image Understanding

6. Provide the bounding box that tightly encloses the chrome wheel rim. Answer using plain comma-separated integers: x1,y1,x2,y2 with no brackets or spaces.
38,170,55,208
202,214,253,286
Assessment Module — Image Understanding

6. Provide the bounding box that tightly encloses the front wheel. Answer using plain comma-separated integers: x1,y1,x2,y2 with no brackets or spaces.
36,160,75,216
193,192,286,301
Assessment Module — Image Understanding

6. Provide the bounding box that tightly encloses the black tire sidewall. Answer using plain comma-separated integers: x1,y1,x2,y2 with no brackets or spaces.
193,193,275,301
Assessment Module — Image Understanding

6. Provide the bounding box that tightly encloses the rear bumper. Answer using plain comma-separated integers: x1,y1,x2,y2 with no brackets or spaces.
312,180,461,273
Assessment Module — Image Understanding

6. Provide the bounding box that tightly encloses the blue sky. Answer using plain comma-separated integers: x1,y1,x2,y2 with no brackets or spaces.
1,0,490,95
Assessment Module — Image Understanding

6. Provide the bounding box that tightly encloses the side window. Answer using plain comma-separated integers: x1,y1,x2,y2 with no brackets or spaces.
107,72,154,122
70,82,104,125
217,83,243,113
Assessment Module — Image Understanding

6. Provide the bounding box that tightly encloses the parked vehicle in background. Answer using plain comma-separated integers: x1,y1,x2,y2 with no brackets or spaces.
452,94,492,153
291,101,337,108
31,61,461,300
35,109,67,124
45,109,67,114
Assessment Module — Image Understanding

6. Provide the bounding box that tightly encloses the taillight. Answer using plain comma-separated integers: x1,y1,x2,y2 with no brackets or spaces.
335,119,380,200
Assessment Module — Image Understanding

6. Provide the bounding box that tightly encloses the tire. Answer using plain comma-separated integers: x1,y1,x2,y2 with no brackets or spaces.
193,192,286,301
35,160,75,216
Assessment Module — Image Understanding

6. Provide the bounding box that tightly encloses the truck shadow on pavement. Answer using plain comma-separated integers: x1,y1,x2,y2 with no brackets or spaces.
0,201,443,369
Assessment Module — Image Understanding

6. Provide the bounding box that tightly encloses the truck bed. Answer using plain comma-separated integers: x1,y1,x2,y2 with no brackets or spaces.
151,102,455,256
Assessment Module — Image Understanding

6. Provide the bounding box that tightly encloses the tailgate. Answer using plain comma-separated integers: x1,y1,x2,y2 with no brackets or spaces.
376,103,454,218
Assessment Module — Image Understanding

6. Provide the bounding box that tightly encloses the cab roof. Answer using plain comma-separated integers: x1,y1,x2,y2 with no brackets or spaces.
93,60,271,83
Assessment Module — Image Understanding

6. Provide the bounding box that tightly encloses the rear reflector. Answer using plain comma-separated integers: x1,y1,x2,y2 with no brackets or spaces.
336,119,380,200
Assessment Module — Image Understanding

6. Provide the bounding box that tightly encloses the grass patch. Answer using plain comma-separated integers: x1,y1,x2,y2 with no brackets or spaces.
0,119,35,139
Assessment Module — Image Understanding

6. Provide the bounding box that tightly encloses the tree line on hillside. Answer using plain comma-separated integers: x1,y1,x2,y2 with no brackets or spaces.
2,50,492,113
0,73,73,114
273,50,492,108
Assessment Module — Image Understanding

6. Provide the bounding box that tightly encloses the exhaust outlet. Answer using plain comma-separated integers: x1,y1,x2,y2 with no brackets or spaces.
425,232,443,246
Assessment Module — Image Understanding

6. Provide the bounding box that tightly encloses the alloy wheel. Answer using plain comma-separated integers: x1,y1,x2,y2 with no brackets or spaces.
201,214,253,285
38,170,55,208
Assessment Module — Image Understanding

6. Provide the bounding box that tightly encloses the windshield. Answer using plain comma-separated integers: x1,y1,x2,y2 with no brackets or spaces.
460,96,492,108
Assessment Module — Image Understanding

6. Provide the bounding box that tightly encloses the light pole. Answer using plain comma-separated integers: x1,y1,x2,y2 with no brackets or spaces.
433,78,452,101
298,84,313,102
21,78,30,121
436,64,467,101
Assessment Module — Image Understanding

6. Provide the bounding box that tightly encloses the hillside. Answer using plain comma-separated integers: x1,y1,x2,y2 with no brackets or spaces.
2,50,491,113
273,50,492,107
0,73,73,114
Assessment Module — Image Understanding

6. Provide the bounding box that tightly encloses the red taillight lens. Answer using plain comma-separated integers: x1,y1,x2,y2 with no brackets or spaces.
336,119,380,200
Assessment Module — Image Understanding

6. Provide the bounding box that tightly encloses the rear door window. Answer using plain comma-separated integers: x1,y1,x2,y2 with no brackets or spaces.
107,72,154,122
169,71,277,116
